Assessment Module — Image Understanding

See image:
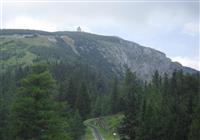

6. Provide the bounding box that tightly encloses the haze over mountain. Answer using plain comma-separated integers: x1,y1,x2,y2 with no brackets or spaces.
0,29,198,81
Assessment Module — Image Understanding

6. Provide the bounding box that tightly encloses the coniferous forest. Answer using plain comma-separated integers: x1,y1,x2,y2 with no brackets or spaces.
0,60,199,140
0,0,199,138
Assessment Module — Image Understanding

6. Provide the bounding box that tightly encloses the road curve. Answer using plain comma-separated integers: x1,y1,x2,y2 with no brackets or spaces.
89,125,103,140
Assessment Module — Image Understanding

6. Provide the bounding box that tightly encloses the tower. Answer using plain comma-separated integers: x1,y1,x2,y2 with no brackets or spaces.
77,26,82,32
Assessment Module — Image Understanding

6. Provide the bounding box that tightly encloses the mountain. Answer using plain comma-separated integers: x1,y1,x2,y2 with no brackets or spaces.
0,29,197,81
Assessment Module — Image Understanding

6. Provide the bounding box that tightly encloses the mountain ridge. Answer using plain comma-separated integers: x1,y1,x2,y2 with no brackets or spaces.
0,29,198,81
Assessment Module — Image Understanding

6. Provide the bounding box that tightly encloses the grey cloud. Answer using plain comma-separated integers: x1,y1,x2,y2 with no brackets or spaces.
4,2,198,23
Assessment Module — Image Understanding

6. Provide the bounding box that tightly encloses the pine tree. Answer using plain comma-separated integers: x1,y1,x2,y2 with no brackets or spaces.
93,95,102,117
67,78,77,108
69,110,85,140
59,78,77,108
110,77,119,114
75,82,91,120
0,98,8,140
10,65,71,140
119,69,141,140
189,95,200,140
58,102,84,140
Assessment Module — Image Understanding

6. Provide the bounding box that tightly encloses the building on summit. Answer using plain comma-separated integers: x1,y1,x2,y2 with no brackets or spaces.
77,26,82,32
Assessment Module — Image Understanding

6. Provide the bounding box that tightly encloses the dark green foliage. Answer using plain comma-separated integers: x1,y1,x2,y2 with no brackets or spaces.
57,102,85,140
75,82,91,120
92,95,103,117
0,98,9,140
119,70,200,140
65,78,78,108
0,61,113,140
69,110,85,140
189,93,200,140
59,78,77,108
110,77,119,114
136,72,164,140
118,69,142,140
10,65,71,140
0,42,199,140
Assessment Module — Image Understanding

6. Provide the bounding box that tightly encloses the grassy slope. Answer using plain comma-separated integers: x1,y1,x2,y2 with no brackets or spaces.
0,36,55,72
83,114,124,140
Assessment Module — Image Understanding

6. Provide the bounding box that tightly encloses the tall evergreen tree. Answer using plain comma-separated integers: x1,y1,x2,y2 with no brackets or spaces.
58,102,84,140
119,69,141,140
189,93,200,140
66,78,77,108
0,98,9,140
59,78,77,108
75,82,91,120
10,65,71,140
110,77,119,114
136,71,164,140
92,95,103,117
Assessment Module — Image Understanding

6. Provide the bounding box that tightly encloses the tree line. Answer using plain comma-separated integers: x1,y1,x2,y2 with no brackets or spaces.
118,69,200,140
0,62,199,140
0,62,115,140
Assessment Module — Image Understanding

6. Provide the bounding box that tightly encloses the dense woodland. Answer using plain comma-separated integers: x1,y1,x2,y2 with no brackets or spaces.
118,69,200,140
0,61,199,140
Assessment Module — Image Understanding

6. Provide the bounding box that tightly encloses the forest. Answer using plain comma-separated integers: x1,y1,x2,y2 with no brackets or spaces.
0,61,199,140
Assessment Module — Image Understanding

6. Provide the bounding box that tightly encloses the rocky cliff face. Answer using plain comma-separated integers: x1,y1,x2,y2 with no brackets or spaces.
0,29,197,81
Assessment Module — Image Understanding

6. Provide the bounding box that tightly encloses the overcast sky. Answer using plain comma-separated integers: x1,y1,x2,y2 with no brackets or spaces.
1,0,199,70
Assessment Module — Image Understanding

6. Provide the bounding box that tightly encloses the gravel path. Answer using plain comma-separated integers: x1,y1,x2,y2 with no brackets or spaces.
89,125,104,140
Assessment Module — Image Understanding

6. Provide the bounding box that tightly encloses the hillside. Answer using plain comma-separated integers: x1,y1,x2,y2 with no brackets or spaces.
0,29,197,81
0,29,199,140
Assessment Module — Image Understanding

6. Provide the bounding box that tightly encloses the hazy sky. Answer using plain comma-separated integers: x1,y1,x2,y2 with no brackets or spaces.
1,0,199,70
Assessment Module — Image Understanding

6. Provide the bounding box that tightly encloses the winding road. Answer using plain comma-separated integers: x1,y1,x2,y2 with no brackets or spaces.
89,125,103,140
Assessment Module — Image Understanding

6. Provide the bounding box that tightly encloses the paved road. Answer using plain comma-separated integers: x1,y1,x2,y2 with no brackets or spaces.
89,125,103,140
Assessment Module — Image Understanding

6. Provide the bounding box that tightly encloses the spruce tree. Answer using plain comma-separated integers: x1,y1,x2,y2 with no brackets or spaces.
67,78,77,108
59,78,77,108
110,77,119,114
93,95,102,117
58,102,84,140
75,82,91,120
189,95,200,140
10,65,71,140
119,69,141,140
0,98,8,140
